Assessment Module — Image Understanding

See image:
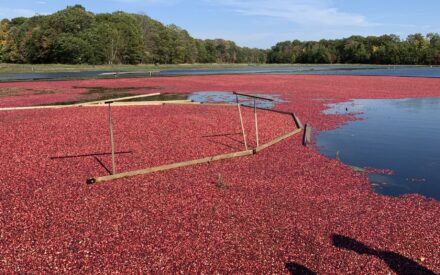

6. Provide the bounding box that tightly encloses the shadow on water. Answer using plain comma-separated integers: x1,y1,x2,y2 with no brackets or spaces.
285,262,316,275
332,234,435,275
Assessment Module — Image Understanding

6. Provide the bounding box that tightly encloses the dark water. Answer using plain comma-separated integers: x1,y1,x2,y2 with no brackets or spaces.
124,91,281,108
1,66,440,81
0,71,111,81
317,98,440,200
292,66,440,78
159,66,345,75
159,66,440,78
41,90,282,108
189,91,281,108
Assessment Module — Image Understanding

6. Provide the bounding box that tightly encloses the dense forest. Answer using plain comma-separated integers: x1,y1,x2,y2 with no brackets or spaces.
268,34,440,65
0,5,266,65
0,5,439,65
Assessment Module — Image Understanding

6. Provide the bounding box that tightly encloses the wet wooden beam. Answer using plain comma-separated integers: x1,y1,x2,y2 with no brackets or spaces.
108,100,192,106
236,95,248,150
87,125,303,184
76,92,161,106
255,128,302,153
292,113,303,129
0,105,76,111
241,105,292,115
87,149,254,184
241,105,303,129
303,123,312,147
233,92,274,101
0,100,196,111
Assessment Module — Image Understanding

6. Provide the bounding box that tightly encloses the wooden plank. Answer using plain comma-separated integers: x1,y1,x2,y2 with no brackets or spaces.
233,91,274,101
241,105,303,129
162,101,201,105
303,124,312,147
0,105,77,111
236,95,248,150
107,103,116,175
76,92,161,105
87,149,254,184
241,105,293,115
199,102,234,107
87,126,303,184
255,128,302,153
0,93,163,111
254,99,259,147
0,100,227,111
108,100,192,106
292,113,303,129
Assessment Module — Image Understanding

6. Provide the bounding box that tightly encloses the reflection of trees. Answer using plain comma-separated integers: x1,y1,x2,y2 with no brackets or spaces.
392,98,440,112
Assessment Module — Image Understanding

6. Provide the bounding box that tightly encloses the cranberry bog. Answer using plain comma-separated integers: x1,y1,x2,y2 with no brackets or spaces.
1,75,440,273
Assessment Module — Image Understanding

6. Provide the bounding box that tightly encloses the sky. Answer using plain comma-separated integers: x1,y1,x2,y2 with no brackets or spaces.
0,0,439,49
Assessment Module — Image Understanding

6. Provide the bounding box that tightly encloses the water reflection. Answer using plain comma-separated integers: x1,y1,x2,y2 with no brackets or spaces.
2,66,440,81
189,91,282,108
317,97,440,200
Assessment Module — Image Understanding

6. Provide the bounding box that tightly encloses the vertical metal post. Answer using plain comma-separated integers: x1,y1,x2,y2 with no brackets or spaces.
236,95,248,150
254,99,259,147
108,102,116,175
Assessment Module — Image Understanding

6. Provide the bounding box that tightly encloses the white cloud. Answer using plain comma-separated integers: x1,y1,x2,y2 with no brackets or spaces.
0,8,37,19
194,30,291,48
209,0,371,27
112,0,180,5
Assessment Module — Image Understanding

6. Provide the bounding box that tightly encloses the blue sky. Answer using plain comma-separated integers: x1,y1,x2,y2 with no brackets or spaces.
0,0,438,48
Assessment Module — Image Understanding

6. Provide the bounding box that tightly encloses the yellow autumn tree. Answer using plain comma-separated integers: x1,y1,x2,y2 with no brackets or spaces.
0,19,9,60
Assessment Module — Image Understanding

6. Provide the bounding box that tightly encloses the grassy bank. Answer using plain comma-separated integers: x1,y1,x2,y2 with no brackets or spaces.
0,63,283,74
0,63,424,74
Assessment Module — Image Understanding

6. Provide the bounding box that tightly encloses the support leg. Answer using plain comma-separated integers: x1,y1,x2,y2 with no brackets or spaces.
236,95,248,150
108,103,116,175
254,99,259,147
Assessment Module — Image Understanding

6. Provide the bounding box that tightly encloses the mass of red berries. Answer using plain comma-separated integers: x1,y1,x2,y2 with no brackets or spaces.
1,75,439,273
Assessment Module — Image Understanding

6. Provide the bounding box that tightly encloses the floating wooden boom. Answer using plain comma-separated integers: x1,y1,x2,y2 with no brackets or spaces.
86,128,302,184
233,91,274,101
0,92,162,111
255,128,302,152
87,149,254,184
76,92,161,105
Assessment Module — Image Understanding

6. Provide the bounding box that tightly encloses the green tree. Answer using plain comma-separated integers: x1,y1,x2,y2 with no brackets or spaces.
425,33,440,64
52,33,90,64
0,19,9,61
49,5,94,34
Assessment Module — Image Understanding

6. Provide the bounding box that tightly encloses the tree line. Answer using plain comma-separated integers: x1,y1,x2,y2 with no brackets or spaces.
0,5,439,65
0,5,265,65
268,34,440,65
